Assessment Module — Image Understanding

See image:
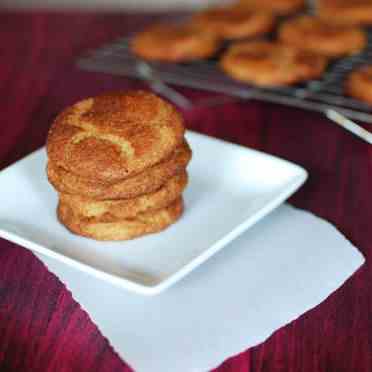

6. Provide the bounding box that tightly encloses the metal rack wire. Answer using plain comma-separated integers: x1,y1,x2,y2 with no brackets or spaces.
77,29,372,123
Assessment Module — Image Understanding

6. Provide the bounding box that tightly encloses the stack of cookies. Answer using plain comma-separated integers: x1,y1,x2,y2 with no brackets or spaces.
46,91,191,241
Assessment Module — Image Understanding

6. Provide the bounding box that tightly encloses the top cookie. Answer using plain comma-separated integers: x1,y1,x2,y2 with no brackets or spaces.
47,91,185,182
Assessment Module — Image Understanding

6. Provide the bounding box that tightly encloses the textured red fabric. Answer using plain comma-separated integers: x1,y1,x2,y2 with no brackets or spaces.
1,10,372,372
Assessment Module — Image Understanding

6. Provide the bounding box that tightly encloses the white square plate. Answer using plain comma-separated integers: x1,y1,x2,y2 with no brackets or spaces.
0,131,307,295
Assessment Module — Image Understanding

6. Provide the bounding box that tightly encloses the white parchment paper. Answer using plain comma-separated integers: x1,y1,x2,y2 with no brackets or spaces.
37,205,364,372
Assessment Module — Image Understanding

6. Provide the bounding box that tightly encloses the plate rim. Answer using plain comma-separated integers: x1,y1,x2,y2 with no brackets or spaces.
0,131,308,295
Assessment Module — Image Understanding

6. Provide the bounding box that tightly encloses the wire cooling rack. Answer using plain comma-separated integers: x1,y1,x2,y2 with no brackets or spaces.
77,29,372,123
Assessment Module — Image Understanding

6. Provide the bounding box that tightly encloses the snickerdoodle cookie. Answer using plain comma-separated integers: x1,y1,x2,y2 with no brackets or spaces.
191,5,275,40
346,66,372,105
130,23,221,62
57,197,184,241
47,91,185,182
237,0,305,15
318,0,372,26
47,140,191,200
279,16,366,58
59,171,188,220
220,41,328,86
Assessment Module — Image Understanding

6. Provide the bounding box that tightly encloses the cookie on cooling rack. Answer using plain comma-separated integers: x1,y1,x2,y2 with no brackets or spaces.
191,4,275,40
130,23,221,62
220,41,328,87
278,16,367,58
47,91,185,182
317,0,372,25
346,65,372,105
58,197,184,241
237,0,305,15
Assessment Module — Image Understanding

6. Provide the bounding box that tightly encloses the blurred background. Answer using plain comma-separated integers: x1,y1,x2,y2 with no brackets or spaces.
0,0,231,11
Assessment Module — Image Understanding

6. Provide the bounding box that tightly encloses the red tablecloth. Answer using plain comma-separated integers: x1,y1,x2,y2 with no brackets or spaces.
1,10,371,372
